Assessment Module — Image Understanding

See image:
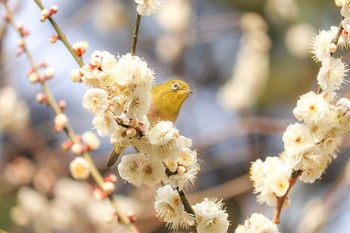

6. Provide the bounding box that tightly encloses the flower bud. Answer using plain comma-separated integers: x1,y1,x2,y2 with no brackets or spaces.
177,165,186,174
70,69,81,82
93,187,108,200
50,5,58,14
36,93,47,103
17,38,24,47
49,35,58,43
104,212,118,224
41,9,49,18
15,22,23,31
58,100,66,111
104,174,117,183
330,43,337,53
61,140,73,150
102,181,115,195
54,114,68,128
71,143,83,155
126,128,136,137
82,131,100,150
28,72,40,83
72,40,89,56
44,67,55,79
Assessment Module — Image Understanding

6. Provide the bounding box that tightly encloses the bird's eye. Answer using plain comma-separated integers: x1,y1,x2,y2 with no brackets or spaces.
172,82,180,90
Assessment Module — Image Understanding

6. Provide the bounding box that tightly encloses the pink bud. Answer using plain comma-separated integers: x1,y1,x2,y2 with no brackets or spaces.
36,93,47,103
49,35,59,43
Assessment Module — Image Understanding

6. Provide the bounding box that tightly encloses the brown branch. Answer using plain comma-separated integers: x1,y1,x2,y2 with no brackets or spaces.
272,170,302,224
130,13,141,56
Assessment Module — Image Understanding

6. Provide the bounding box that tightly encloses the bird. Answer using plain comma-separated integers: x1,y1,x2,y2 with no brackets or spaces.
106,79,193,167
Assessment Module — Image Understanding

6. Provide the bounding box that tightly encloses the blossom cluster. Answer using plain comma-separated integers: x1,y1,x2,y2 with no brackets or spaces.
235,213,279,233
250,1,350,205
235,2,350,231
79,50,230,231
154,185,230,232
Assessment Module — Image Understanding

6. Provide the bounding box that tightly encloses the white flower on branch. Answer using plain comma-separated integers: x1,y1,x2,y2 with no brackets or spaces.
139,157,166,186
293,91,330,125
282,123,315,157
92,111,118,137
250,157,291,207
82,88,108,114
154,185,194,231
235,213,280,233
317,57,347,91
194,198,230,233
311,29,335,62
69,157,90,180
135,0,163,16
118,153,143,187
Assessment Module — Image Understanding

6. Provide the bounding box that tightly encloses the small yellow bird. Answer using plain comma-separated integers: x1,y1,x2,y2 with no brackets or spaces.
106,79,192,167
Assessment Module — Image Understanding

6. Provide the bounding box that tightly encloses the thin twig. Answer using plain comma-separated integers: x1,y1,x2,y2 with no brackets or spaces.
33,0,84,67
272,170,302,224
130,13,141,56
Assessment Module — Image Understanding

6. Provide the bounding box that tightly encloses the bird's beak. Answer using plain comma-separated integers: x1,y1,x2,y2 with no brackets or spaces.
183,89,193,94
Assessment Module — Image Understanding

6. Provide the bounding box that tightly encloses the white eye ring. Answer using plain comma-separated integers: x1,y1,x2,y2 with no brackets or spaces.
172,82,180,90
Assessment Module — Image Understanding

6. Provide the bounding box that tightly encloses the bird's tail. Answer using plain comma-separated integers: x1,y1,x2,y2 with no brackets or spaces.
106,145,125,167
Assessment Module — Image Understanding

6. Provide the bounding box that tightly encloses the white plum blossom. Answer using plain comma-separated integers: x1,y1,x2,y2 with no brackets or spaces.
317,57,347,91
282,123,315,157
92,112,118,137
148,121,179,145
235,213,279,233
194,198,230,233
135,0,163,16
139,157,166,186
250,157,291,207
293,91,330,125
82,131,101,150
69,157,90,180
82,88,108,114
311,29,334,62
154,185,194,230
118,153,144,187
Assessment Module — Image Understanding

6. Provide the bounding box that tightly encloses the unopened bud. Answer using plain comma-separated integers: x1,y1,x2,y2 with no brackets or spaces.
21,28,30,37
104,212,118,224
71,143,83,155
17,38,25,47
61,140,73,150
41,9,49,18
102,181,115,195
93,187,108,200
177,165,186,175
58,100,66,111
72,40,89,56
70,69,81,82
126,128,136,137
50,5,58,14
28,72,40,83
128,212,137,223
36,93,47,103
15,22,23,31
82,131,100,150
49,35,59,43
330,43,337,53
54,113,68,129
44,67,55,79
104,174,117,183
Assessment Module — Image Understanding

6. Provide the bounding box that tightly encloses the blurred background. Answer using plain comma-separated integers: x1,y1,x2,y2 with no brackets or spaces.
1,0,350,232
